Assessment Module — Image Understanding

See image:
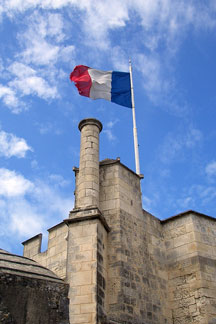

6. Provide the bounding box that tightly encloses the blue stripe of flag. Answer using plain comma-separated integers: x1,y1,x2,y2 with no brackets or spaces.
111,72,132,108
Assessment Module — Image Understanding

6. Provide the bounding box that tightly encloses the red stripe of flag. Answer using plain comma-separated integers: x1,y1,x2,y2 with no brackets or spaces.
70,65,92,98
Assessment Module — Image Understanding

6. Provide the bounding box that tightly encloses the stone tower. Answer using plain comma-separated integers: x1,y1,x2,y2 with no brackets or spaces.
23,118,216,324
75,118,102,209
66,118,109,324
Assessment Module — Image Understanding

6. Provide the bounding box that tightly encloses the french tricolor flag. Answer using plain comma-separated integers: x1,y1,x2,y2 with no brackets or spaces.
70,65,132,108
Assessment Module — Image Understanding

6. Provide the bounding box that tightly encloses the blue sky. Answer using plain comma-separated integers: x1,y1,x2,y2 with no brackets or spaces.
0,0,216,255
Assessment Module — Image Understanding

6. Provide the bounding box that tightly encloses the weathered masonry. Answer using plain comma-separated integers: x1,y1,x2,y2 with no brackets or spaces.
22,118,216,324
0,248,69,323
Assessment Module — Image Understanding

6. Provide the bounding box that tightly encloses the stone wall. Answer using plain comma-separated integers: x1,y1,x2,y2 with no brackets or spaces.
144,210,171,323
99,160,170,324
23,222,68,280
66,217,98,324
97,220,108,323
192,214,216,324
65,207,109,324
0,248,69,324
162,212,216,324
0,272,69,324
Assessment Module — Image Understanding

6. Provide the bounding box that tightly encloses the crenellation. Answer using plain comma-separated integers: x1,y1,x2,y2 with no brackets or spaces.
22,233,42,258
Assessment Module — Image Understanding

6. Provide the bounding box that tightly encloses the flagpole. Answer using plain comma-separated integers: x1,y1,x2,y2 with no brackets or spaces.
129,59,140,175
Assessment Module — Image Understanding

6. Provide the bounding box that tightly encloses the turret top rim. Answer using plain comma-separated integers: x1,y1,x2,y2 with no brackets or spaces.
78,118,103,132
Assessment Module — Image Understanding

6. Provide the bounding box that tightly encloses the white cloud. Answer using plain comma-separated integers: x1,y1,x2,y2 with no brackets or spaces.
176,196,193,210
0,11,72,111
59,45,75,63
104,119,119,142
142,195,153,210
2,1,216,47
0,84,20,113
8,62,36,78
45,12,65,41
0,168,73,241
111,47,129,72
0,130,32,158
0,11,76,110
136,53,166,99
198,186,216,205
103,129,116,142
176,183,216,212
9,62,58,99
21,40,59,66
205,161,216,177
159,127,203,164
1,0,216,110
17,12,66,66
10,75,58,99
0,168,33,197
0,60,59,111
79,1,129,49
9,199,46,237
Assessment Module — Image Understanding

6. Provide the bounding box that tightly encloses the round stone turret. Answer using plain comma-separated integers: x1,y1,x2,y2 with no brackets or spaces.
76,118,102,209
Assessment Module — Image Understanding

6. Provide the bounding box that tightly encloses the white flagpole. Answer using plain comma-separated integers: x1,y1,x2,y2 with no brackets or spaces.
129,59,140,175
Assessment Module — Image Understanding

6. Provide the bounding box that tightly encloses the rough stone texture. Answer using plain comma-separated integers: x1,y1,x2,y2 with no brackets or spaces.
99,161,170,324
22,118,216,324
64,207,109,324
0,249,69,324
96,220,108,323
75,118,102,209
163,212,216,324
0,272,69,324
23,222,68,280
66,217,98,324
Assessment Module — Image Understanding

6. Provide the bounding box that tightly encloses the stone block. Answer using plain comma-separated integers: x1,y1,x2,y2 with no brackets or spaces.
55,242,67,254
49,246,56,257
165,239,174,250
80,285,95,295
70,313,92,323
82,224,97,237
71,235,93,246
85,161,98,169
186,222,194,233
100,199,118,211
73,250,93,262
70,304,81,314
70,225,83,238
68,262,82,272
173,233,195,248
85,188,99,198
81,262,96,271
71,271,92,286
69,286,81,296
80,303,96,314
56,224,68,236
48,229,57,240
80,244,94,252
81,197,95,207
189,304,197,314
70,294,92,305
78,188,87,198
47,238,57,249
196,243,213,255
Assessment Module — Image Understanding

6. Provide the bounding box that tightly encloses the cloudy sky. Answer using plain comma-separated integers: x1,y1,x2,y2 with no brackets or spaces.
0,0,216,255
